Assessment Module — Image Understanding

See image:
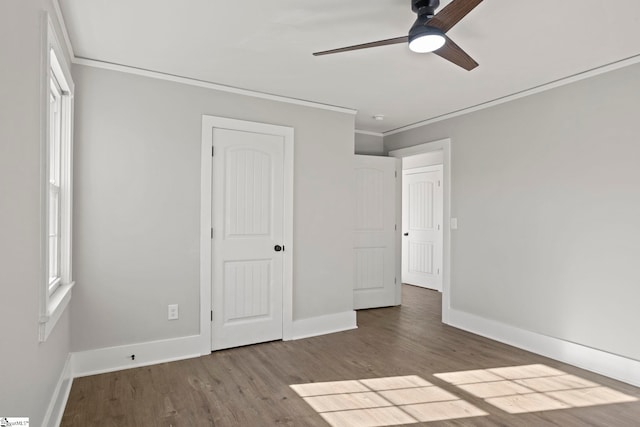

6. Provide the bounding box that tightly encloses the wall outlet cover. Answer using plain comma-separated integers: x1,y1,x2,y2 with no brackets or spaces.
168,304,179,320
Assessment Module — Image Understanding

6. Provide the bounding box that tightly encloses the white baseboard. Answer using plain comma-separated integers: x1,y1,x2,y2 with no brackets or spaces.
71,313,358,379
42,354,73,427
291,310,357,340
447,309,640,388
72,335,203,378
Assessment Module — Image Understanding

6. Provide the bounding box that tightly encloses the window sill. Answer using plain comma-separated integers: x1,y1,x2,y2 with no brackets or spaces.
39,281,74,342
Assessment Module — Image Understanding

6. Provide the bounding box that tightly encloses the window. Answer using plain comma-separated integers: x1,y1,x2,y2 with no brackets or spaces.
39,16,75,342
49,75,62,295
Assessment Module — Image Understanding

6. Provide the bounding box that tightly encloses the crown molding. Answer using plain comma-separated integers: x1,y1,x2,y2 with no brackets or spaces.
384,53,640,136
355,129,384,137
72,57,358,115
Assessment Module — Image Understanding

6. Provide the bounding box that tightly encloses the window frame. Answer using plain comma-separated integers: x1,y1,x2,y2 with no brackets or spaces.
39,14,75,342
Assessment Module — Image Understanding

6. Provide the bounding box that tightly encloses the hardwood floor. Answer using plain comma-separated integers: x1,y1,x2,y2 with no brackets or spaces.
62,285,640,426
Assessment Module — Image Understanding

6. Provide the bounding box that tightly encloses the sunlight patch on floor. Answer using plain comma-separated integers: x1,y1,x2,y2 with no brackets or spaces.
291,365,638,425
435,364,638,414
291,365,637,425
290,375,487,427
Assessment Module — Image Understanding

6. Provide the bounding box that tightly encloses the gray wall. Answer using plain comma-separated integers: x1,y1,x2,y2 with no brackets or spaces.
0,1,72,424
71,65,355,351
385,63,640,361
402,151,443,170
355,132,384,155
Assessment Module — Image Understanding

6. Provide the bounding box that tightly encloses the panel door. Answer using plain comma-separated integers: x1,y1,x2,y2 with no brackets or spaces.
212,128,284,350
354,155,401,309
402,166,443,291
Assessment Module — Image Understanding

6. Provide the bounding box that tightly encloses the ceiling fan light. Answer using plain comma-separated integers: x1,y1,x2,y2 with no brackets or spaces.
408,23,446,53
409,32,445,53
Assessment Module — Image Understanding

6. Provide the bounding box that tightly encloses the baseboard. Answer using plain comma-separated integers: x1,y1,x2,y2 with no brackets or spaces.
71,334,203,378
42,354,73,427
291,310,357,340
447,308,640,388
71,313,359,378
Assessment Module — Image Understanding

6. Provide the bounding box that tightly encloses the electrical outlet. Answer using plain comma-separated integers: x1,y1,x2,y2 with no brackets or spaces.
168,304,179,320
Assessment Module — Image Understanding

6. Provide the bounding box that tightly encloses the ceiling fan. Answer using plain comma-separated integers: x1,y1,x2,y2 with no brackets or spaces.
313,0,483,71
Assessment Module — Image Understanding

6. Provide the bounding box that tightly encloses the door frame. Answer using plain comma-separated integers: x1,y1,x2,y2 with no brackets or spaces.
199,115,294,354
389,138,452,324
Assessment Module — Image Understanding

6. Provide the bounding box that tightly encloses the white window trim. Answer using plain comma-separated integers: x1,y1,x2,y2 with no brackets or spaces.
39,13,75,342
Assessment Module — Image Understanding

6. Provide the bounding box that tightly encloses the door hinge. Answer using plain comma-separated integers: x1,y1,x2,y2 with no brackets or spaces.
394,277,397,284
437,268,440,275
211,228,214,239
211,310,213,322
395,224,397,231
395,171,398,178
438,180,441,187
212,146,215,156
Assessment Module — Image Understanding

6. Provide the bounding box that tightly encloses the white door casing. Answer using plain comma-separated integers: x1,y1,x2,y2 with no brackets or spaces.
402,165,443,291
353,155,401,309
200,116,293,353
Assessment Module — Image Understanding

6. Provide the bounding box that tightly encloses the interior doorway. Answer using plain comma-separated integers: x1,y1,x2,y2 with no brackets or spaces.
388,139,453,324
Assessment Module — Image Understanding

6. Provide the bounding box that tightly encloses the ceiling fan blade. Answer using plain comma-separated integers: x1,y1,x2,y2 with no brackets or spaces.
434,35,478,70
427,0,483,33
313,36,408,56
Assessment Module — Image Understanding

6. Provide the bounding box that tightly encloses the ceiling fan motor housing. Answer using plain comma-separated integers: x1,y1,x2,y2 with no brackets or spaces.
412,0,440,18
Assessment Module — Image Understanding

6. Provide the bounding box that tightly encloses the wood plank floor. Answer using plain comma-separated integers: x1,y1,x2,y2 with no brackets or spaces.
62,285,640,426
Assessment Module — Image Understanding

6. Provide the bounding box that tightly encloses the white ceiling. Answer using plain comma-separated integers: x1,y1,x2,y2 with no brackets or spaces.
59,0,640,134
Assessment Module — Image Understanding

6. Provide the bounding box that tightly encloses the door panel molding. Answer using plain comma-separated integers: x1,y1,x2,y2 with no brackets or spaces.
200,116,294,354
402,165,443,291
353,155,401,309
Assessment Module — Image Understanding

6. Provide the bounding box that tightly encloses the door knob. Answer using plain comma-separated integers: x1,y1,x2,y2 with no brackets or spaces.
274,245,283,252
403,233,409,236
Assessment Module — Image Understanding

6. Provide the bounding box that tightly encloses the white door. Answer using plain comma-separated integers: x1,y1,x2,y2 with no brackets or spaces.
354,155,401,309
402,166,443,291
211,128,285,350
